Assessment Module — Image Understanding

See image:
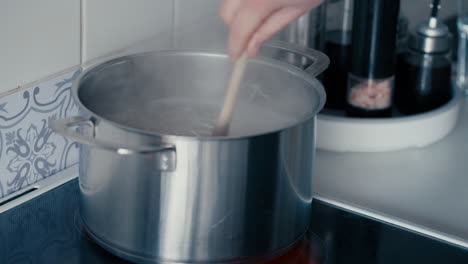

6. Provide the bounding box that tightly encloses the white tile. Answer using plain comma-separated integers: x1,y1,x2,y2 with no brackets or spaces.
174,16,228,50
174,0,227,50
82,0,174,64
174,0,222,29
117,30,173,57
0,0,80,94
82,31,173,70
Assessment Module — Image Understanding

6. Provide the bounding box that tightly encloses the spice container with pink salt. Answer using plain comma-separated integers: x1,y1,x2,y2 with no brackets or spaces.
346,0,400,118
316,0,463,153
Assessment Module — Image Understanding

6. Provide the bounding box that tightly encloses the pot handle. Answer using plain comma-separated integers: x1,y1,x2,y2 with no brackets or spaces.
50,116,176,171
263,40,330,77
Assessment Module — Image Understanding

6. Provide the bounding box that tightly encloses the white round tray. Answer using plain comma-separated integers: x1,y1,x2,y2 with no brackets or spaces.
316,88,464,152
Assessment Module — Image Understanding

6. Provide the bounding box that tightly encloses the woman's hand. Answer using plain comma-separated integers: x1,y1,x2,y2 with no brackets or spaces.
220,0,324,59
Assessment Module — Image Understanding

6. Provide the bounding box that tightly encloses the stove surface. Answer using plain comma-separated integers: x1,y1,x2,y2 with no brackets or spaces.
0,179,467,264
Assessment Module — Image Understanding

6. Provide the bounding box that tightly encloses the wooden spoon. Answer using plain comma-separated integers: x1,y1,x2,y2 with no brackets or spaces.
212,53,248,136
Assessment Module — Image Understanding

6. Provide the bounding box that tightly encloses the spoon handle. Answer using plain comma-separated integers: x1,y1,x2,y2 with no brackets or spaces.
212,53,249,136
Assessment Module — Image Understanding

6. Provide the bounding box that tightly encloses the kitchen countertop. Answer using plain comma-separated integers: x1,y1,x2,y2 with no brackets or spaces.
314,97,468,248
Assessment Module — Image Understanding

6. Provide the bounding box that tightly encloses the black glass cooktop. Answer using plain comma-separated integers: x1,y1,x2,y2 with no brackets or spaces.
0,179,467,264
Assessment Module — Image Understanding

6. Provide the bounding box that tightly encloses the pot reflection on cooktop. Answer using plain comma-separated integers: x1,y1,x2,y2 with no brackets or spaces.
0,179,467,264
76,212,325,264
80,231,324,264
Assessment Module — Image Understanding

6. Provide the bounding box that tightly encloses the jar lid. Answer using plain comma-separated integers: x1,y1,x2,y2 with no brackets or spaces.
409,0,452,53
409,17,452,53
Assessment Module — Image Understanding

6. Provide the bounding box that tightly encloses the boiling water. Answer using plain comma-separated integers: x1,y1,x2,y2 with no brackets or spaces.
109,98,301,137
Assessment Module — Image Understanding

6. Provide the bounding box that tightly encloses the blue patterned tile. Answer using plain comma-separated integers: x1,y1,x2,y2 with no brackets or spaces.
0,70,81,198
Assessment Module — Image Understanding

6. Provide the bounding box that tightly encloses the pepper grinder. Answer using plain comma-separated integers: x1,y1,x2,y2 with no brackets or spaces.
394,0,452,115
346,0,400,118
323,0,354,110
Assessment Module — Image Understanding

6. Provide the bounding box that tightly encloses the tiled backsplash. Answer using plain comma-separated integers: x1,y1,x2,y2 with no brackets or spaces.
0,70,80,197
0,0,458,198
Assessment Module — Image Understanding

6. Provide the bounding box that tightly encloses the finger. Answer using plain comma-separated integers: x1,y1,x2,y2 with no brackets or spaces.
220,0,244,25
228,0,282,59
246,6,309,57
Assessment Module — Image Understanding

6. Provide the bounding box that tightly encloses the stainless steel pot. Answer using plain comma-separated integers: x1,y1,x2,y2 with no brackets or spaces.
51,41,328,264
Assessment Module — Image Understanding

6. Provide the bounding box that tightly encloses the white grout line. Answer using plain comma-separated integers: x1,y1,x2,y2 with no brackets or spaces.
314,194,468,250
0,66,82,98
80,0,84,66
0,165,79,214
171,0,177,47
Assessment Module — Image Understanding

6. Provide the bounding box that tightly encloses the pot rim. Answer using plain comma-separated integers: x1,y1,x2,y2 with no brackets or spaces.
73,49,327,141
